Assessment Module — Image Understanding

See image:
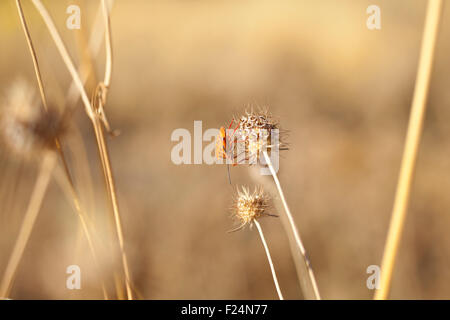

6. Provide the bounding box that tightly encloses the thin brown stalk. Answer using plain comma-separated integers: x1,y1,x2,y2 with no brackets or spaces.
0,3,52,297
30,0,94,120
97,0,133,300
67,0,115,108
261,151,321,300
30,0,133,299
69,0,124,300
12,0,109,299
15,0,48,110
55,145,109,300
374,0,443,300
92,112,133,300
254,220,284,300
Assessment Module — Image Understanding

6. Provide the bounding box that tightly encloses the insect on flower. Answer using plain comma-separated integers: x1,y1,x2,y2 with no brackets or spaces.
216,109,288,183
215,119,240,184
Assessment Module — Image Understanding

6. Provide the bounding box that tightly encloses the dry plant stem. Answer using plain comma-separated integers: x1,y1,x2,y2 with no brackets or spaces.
101,0,113,88
30,0,133,300
67,0,115,107
374,0,443,300
30,0,94,120
262,151,321,300
15,0,47,109
97,0,134,300
54,149,109,300
70,0,125,300
14,0,108,299
93,116,133,300
0,152,56,297
254,220,284,300
72,4,125,298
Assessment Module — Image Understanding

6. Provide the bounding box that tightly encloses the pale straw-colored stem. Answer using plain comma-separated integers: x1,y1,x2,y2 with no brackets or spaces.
30,0,133,299
13,0,108,299
374,0,443,300
54,147,109,299
0,152,56,297
30,0,94,120
254,220,284,300
93,115,133,300
262,151,321,300
66,0,115,107
98,0,133,300
1,4,52,297
101,0,113,88
15,0,48,110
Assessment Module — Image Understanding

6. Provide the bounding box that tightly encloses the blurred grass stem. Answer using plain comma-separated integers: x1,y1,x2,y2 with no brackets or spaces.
30,0,133,299
262,151,320,300
375,0,443,300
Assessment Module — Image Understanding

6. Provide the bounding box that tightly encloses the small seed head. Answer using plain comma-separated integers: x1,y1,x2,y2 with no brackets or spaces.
231,186,272,231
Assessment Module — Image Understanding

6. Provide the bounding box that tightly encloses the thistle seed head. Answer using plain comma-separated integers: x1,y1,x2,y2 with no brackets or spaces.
231,108,287,164
238,109,278,132
230,186,272,231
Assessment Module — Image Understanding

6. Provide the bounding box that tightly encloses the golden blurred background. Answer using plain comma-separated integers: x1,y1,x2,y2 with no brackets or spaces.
1,0,450,299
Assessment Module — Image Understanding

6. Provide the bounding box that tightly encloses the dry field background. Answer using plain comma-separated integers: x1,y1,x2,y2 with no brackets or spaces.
1,0,450,299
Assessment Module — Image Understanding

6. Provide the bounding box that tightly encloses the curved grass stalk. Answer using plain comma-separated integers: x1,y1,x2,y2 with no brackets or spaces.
30,0,134,299
7,0,109,299
262,151,320,300
54,146,109,300
101,0,113,88
15,0,48,109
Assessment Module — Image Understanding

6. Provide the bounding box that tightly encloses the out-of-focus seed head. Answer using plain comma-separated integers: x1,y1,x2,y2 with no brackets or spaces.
1,80,63,157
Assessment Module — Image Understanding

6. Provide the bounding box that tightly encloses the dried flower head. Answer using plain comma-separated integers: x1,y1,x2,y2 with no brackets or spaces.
1,80,63,157
228,108,288,165
229,186,276,232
